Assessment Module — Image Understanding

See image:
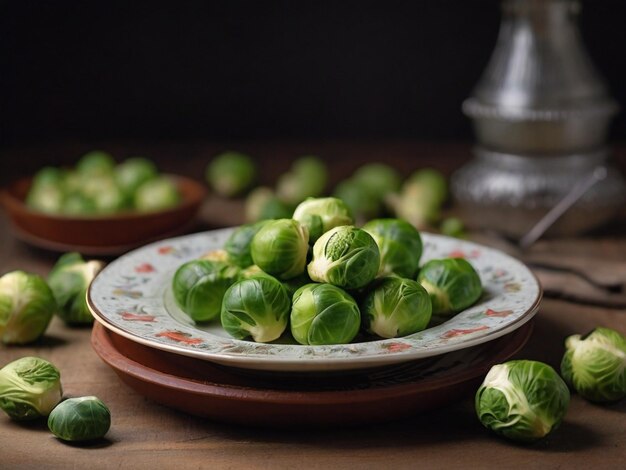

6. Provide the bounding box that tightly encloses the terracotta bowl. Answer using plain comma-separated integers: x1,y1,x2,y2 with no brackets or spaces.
1,175,206,255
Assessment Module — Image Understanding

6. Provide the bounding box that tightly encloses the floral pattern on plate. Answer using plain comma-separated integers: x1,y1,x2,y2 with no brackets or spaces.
88,228,541,371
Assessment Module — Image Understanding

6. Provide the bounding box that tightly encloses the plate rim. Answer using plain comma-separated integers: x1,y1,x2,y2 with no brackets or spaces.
87,229,543,372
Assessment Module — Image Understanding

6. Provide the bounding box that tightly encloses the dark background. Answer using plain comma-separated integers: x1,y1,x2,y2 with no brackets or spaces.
1,0,625,148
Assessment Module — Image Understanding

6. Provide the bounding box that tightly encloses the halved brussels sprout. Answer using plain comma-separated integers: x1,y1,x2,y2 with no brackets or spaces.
362,218,423,278
245,187,293,222
221,276,290,342
224,221,269,268
48,396,111,442
0,357,63,421
361,277,431,339
276,156,327,205
417,258,482,316
172,260,240,322
115,157,158,196
560,327,626,403
292,197,354,243
251,219,309,280
0,271,57,345
307,226,380,290
206,151,255,197
475,360,570,443
48,252,104,325
134,176,180,212
290,283,360,345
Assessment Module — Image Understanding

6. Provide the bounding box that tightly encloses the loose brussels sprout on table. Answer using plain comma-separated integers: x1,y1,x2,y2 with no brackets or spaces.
276,156,328,205
475,360,570,443
417,258,482,317
0,271,57,345
362,218,423,278
48,396,111,442
361,277,431,339
292,197,353,243
172,260,240,322
244,187,293,223
48,253,104,325
251,219,309,280
0,357,63,421
308,225,380,290
290,283,361,345
221,276,291,342
206,151,256,198
224,221,269,268
560,327,626,403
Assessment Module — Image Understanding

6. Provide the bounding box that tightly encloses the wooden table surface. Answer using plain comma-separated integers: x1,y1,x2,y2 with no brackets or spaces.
1,142,625,469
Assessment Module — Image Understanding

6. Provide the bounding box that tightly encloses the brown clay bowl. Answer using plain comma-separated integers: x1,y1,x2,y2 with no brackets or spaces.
1,175,206,255
91,320,533,427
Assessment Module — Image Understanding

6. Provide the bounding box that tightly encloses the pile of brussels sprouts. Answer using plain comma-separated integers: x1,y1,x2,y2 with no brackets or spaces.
0,252,104,347
205,151,463,235
0,253,112,442
26,151,180,216
0,357,111,442
172,196,483,345
475,326,626,444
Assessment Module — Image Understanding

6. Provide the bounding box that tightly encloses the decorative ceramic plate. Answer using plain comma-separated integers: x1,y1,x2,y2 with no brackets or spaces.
88,229,541,372
91,321,533,426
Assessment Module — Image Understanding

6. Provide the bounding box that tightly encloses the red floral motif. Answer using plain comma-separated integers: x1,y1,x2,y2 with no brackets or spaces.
155,330,203,345
158,246,174,255
448,249,481,259
383,342,412,352
135,263,155,273
493,269,508,278
441,325,489,338
121,312,156,322
485,308,513,318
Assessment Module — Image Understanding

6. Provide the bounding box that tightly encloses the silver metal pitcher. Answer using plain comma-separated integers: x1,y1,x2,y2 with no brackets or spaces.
453,0,625,237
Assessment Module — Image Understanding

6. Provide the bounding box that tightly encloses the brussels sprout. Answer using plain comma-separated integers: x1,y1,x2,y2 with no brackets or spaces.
172,260,240,322
440,217,466,239
84,177,127,214
245,187,293,222
48,253,104,325
76,151,116,176
206,151,255,197
115,157,158,196
560,327,626,403
134,176,180,212
62,193,97,215
238,264,268,280
332,179,383,224
48,396,111,442
292,197,354,243
475,360,570,443
290,283,360,345
362,218,423,278
386,168,448,229
417,258,482,316
251,219,309,280
26,184,65,214
361,277,431,339
276,156,327,205
221,276,290,342
308,226,380,290
0,271,57,345
224,221,269,268
0,357,62,421
31,166,66,188
352,163,401,199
